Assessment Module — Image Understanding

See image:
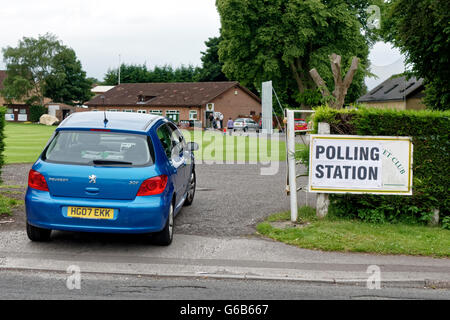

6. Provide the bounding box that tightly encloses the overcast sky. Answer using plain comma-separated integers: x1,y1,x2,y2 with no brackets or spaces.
0,0,404,90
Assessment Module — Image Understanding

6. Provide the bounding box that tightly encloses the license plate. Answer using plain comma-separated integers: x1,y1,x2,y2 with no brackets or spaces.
67,206,115,220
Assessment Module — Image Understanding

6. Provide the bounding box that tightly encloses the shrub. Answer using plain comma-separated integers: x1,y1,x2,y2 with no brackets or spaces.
313,106,450,228
29,105,48,122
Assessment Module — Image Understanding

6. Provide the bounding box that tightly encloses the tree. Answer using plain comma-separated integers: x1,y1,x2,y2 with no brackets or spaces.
383,0,450,110
216,0,376,107
1,33,63,105
103,64,203,85
196,36,228,82
44,48,93,105
1,33,92,106
310,53,360,109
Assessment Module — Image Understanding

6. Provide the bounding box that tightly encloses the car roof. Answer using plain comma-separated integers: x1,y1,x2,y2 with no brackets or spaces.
58,111,163,132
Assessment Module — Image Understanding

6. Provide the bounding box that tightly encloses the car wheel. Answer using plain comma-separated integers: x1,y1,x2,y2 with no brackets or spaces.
26,222,51,242
153,202,174,246
243,127,248,132
183,169,196,206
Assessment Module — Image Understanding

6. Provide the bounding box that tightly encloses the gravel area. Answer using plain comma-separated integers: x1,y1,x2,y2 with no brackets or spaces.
0,162,315,236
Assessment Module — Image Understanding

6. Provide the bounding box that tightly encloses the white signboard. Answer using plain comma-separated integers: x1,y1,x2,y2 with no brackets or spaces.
18,114,28,121
309,135,413,195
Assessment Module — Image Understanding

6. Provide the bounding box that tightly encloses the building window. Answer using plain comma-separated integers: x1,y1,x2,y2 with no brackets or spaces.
123,109,134,112
166,110,180,123
6,108,13,114
137,110,147,114
19,109,27,114
150,110,162,116
108,109,119,112
189,110,198,120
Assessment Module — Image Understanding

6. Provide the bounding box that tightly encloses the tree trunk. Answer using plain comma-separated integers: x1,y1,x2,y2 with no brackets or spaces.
309,53,359,109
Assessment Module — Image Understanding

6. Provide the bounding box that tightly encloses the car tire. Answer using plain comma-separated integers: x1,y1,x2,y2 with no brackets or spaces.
26,222,51,242
183,169,196,206
153,203,174,246
243,127,248,132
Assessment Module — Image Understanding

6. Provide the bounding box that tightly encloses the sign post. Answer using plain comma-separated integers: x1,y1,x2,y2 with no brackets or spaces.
308,135,413,195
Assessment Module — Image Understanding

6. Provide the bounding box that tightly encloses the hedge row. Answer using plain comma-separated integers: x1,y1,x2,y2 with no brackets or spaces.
29,105,48,122
313,106,450,228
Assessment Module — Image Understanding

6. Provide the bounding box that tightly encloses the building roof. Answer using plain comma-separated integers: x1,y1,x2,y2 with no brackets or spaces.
91,85,115,94
358,76,424,103
59,111,162,132
86,81,260,107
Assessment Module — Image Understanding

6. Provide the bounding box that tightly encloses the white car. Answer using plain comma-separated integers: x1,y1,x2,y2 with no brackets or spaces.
233,118,260,133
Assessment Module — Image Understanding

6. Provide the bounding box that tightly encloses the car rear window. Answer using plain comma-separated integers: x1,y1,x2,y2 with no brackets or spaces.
43,130,154,166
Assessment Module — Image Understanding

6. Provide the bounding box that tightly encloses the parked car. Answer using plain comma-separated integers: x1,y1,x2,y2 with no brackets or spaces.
233,118,260,132
295,118,308,134
25,112,198,245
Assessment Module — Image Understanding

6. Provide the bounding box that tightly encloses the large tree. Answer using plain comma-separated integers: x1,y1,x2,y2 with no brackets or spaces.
196,36,229,82
1,33,92,106
44,48,93,105
216,0,378,107
383,0,450,110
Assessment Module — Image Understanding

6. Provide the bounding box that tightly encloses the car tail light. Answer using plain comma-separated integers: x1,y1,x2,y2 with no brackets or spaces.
28,169,49,191
136,175,168,196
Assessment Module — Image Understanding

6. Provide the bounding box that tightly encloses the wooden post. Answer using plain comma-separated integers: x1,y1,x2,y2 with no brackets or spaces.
316,122,330,219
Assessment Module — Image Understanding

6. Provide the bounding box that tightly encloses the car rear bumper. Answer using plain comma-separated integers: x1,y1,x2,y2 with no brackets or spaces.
25,188,171,234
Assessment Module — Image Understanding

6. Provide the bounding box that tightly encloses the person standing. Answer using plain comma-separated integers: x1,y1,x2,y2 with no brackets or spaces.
227,117,234,136
209,113,214,129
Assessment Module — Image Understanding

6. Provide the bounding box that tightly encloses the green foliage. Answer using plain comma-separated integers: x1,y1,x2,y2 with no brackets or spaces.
314,106,450,228
103,64,203,85
29,105,48,122
44,48,94,105
382,0,450,110
196,36,229,82
442,216,450,231
216,0,373,107
1,33,92,106
0,107,5,182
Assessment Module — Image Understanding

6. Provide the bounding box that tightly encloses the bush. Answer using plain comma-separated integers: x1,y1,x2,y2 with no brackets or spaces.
0,107,5,183
29,105,48,122
313,106,450,228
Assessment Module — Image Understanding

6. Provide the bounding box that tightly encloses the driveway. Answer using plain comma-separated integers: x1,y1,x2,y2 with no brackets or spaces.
0,162,315,236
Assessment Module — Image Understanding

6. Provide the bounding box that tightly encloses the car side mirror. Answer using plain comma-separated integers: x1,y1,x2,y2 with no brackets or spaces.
186,142,199,151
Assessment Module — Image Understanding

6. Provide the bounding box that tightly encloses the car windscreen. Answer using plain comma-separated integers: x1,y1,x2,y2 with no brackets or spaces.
43,130,154,166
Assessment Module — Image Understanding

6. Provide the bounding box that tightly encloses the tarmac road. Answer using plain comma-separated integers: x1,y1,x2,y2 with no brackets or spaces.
1,162,315,236
1,269,449,300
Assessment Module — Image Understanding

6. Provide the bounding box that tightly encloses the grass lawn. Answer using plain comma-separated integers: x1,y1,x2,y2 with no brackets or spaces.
3,123,307,164
0,185,24,215
4,122,56,164
257,207,450,258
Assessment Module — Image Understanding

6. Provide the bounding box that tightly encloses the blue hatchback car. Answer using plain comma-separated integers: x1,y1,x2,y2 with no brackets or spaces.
25,111,198,245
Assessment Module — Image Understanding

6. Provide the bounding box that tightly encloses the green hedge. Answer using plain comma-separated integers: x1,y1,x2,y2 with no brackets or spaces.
29,105,48,122
313,106,450,229
0,107,5,183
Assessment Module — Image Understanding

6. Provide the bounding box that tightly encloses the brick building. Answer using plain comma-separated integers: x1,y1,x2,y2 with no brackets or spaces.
83,82,261,128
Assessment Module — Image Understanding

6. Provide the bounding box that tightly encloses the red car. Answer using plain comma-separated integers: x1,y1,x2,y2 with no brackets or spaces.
295,119,308,132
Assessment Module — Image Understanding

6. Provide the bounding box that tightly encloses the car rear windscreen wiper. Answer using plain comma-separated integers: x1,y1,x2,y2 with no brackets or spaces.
92,160,133,165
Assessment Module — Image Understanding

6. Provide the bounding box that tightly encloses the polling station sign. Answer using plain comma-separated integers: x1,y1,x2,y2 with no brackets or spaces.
308,135,413,195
